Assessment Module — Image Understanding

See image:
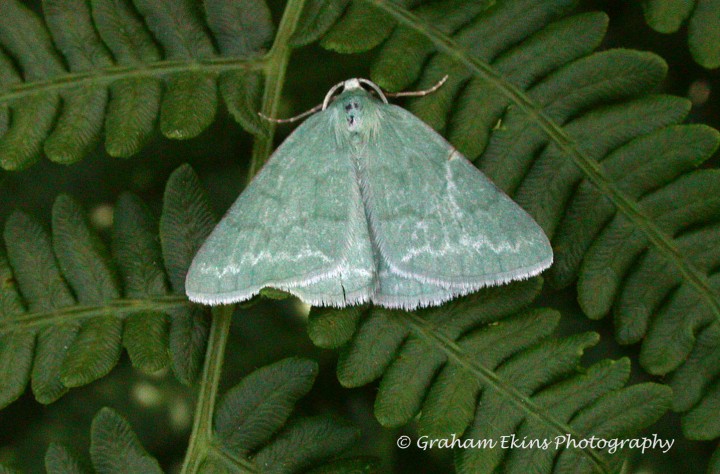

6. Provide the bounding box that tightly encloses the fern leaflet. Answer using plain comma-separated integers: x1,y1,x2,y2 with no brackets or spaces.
642,0,720,69
0,360,373,473
0,165,214,407
298,0,720,446
308,281,671,473
0,0,273,170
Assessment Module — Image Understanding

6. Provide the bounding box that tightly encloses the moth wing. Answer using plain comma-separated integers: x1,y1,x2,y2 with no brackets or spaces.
364,105,553,309
186,111,374,306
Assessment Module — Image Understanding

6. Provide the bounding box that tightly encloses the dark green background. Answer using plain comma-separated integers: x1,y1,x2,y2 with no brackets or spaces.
0,1,718,472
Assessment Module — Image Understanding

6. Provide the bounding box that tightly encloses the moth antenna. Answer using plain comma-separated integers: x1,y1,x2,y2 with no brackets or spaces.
259,74,450,123
258,103,323,124
385,75,449,98
323,80,349,109
357,78,389,104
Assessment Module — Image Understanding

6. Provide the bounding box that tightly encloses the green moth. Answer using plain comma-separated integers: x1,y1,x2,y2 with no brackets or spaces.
186,78,552,310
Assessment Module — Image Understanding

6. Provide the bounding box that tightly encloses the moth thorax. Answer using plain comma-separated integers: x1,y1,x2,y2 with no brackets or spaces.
343,99,363,129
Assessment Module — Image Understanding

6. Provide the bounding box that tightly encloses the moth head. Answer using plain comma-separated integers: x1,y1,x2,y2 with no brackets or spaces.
323,79,387,137
322,78,389,110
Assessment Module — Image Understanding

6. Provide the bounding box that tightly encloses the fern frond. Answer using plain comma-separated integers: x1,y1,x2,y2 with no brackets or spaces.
192,358,373,473
44,408,164,473
0,0,273,170
642,0,720,69
214,357,319,454
318,0,405,53
90,408,164,473
2,409,167,473
51,194,123,388
160,165,216,384
0,164,214,407
291,0,351,47
45,442,85,473
113,193,171,372
303,0,720,447
308,281,671,473
0,360,374,473
670,323,720,440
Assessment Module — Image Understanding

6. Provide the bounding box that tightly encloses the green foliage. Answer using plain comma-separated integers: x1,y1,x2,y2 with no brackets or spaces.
0,0,271,170
642,0,720,69
309,280,671,473
38,408,164,474
112,194,171,372
302,0,720,451
89,408,164,473
0,360,368,473
290,0,351,47
0,165,214,407
206,358,368,473
160,165,216,384
1,0,719,472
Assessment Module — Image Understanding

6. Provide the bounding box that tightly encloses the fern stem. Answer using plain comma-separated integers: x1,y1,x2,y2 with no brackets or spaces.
0,58,264,105
367,0,720,323
248,0,308,180
400,311,610,473
181,304,234,474
180,3,306,470
0,296,188,334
